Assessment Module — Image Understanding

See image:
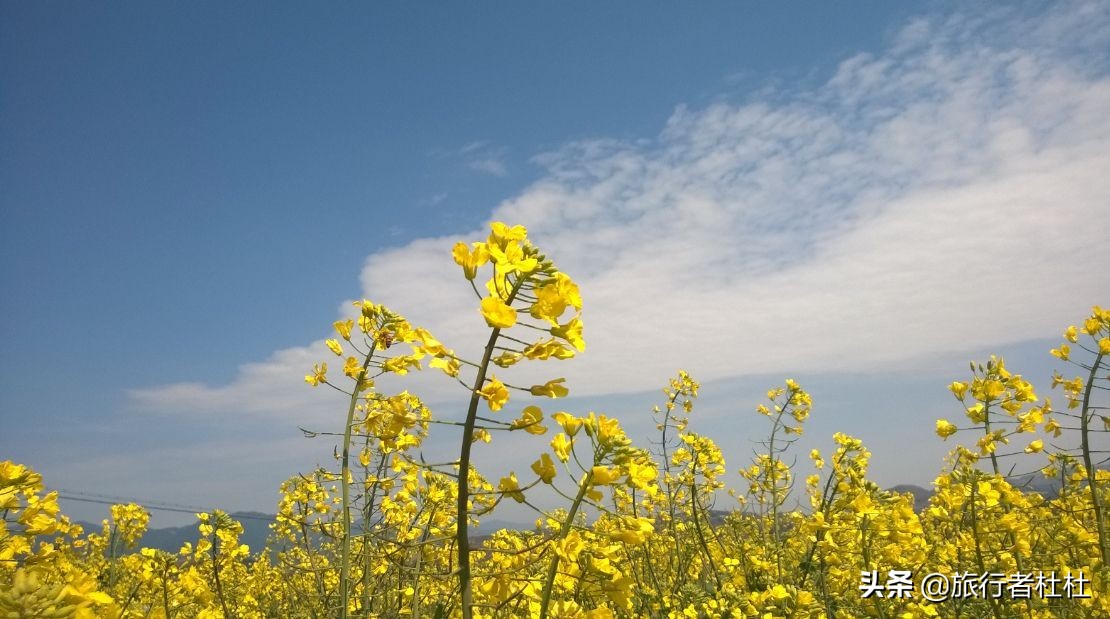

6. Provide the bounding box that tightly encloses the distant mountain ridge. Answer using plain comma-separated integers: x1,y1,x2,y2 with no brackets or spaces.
77,511,276,555
90,474,1082,553
82,513,539,554
888,484,932,512
890,471,1072,513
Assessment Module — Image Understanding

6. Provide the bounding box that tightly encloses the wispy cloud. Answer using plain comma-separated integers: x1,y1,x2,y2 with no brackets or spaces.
459,140,489,154
459,141,509,176
128,345,349,419
131,2,1110,423
468,157,508,176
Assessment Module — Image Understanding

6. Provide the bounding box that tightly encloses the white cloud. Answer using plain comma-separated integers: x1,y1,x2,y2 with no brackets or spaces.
468,157,508,177
131,2,1110,423
128,344,348,419
459,141,510,176
459,140,489,154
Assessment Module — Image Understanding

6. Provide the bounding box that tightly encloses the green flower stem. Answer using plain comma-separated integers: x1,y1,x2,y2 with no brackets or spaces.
687,452,721,591
1080,350,1107,565
340,343,377,619
456,277,524,619
210,517,236,619
538,469,594,619
456,327,501,619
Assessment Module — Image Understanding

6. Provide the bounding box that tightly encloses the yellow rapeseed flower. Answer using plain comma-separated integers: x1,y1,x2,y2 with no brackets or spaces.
452,241,489,280
591,466,622,486
488,221,527,246
343,356,363,379
326,338,343,356
552,412,583,436
529,378,568,398
480,296,517,329
523,339,575,360
949,381,968,401
551,433,573,462
531,454,556,484
551,315,585,352
478,376,509,411
935,419,958,439
497,473,525,503
334,319,353,340
305,363,327,386
510,406,547,435
488,240,538,274
429,355,460,377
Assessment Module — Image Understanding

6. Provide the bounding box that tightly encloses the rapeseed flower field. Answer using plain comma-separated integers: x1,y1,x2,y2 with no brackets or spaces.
3,223,1108,618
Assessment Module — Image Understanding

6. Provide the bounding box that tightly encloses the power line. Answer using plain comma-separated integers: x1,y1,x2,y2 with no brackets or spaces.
55,492,276,523
55,488,212,512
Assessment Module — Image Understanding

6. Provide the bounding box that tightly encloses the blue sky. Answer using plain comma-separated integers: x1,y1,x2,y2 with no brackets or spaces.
3,2,1108,527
